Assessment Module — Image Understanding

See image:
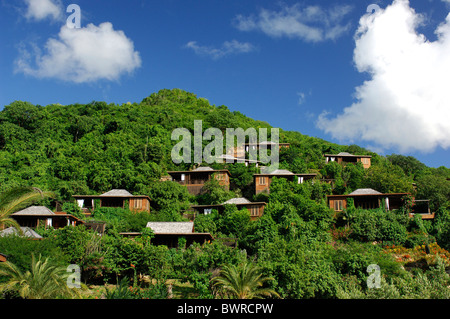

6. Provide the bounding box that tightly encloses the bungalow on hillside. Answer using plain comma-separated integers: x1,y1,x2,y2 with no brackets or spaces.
11,206,84,229
190,197,266,221
73,189,151,215
254,168,317,195
324,152,372,169
0,253,7,262
167,166,231,195
131,222,214,248
327,188,435,219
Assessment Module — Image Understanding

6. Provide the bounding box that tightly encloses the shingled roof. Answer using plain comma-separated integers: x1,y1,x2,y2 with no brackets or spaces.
222,197,252,205
12,206,54,216
146,222,194,234
100,189,133,197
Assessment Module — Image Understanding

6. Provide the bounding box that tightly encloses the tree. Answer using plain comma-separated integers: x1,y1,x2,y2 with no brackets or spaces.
0,254,80,299
0,187,53,231
211,261,280,299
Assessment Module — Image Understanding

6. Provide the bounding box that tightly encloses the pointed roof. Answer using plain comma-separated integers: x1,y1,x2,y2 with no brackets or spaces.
12,206,54,216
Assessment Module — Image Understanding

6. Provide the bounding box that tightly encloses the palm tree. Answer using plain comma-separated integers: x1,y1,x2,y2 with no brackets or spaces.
211,262,280,299
0,186,53,231
0,254,80,299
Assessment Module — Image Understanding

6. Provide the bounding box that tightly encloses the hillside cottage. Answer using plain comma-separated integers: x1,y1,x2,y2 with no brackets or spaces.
190,197,266,221
167,166,231,195
145,222,213,248
73,189,151,215
254,169,317,195
11,205,84,229
324,152,372,169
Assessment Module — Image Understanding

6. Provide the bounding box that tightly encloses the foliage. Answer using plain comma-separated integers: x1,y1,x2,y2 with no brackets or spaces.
0,254,80,299
211,261,279,299
0,89,449,299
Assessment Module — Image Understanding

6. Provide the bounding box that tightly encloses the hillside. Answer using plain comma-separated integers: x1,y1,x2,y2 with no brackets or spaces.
0,88,447,206
1,88,450,299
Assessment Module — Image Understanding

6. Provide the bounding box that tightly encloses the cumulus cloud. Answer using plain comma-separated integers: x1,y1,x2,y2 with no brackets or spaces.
15,22,142,83
233,3,353,42
23,0,63,22
317,0,450,153
185,40,255,60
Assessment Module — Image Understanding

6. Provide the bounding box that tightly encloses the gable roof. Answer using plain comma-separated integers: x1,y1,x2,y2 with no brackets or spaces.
146,222,194,234
12,206,54,216
192,166,214,171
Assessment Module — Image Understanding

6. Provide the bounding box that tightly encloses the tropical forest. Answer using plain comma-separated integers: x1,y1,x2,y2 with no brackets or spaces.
0,88,450,300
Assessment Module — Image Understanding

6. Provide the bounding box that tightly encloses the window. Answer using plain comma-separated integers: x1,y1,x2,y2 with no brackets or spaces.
249,206,259,217
298,176,304,184
334,200,344,211
204,208,212,215
259,176,267,185
134,199,143,209
181,174,185,181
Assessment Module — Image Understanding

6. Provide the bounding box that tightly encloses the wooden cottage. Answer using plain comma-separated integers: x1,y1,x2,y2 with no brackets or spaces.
254,169,317,195
11,206,84,229
327,188,408,212
144,222,213,248
73,189,151,215
167,166,231,195
190,197,266,221
324,152,372,169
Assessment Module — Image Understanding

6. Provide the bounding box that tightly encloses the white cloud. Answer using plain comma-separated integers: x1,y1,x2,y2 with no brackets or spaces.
234,3,353,42
23,0,63,22
15,22,142,83
317,0,450,153
185,40,255,60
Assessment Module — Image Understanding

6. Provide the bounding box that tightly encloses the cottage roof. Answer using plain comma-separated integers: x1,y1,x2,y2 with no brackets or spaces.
12,206,54,216
100,189,133,197
146,222,194,234
324,152,371,158
222,197,252,205
0,227,42,239
349,188,382,195
192,166,215,171
259,167,294,175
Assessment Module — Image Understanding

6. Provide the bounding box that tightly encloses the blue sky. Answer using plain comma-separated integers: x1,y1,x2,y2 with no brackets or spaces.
1,0,449,168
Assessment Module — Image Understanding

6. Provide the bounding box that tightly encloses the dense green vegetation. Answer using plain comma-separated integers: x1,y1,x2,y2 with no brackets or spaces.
0,88,449,299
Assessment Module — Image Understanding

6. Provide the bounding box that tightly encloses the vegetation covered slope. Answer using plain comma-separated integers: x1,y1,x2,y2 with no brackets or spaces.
1,88,450,299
